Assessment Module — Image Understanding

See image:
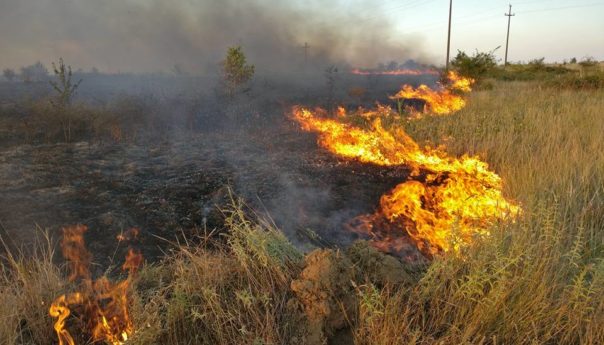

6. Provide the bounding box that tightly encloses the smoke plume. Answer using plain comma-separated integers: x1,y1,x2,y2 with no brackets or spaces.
0,0,429,73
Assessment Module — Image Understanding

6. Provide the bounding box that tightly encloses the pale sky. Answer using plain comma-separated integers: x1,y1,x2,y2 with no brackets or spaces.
1,0,602,72
383,0,604,64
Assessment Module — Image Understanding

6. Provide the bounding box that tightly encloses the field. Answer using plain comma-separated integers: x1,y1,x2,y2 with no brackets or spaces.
1,74,603,344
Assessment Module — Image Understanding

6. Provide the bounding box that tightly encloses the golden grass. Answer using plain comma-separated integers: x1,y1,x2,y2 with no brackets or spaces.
354,81,604,344
0,232,65,345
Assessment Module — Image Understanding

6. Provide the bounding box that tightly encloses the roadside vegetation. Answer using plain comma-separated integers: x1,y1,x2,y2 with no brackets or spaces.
451,49,604,90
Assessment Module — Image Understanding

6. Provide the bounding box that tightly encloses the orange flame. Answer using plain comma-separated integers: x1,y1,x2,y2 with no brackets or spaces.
61,225,91,281
292,90,519,255
390,71,474,118
49,225,142,345
116,227,140,242
350,68,439,76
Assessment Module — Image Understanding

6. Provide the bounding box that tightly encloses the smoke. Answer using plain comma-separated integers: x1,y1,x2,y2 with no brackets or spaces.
0,0,429,74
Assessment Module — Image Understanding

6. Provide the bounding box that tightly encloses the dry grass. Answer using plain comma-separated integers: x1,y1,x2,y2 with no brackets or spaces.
355,81,604,344
0,231,65,345
1,81,602,344
129,198,306,344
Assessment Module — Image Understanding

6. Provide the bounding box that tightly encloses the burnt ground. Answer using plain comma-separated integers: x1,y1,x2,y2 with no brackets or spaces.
0,119,422,269
0,73,439,269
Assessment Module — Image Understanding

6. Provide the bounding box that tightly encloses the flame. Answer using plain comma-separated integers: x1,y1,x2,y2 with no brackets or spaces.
292,82,519,255
49,225,142,345
116,227,140,242
350,68,439,76
390,71,474,118
61,225,91,281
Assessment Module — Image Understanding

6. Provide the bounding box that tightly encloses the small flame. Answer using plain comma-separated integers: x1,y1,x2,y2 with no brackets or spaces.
390,71,474,118
49,225,142,345
116,227,140,242
61,225,91,281
292,76,519,255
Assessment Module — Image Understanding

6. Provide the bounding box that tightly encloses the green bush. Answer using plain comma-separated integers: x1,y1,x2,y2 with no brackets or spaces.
450,49,497,80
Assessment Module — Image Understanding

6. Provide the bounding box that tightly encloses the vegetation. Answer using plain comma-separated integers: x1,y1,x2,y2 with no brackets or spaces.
373,82,604,344
49,58,81,109
221,46,255,96
0,79,602,344
450,49,498,80
45,58,83,142
449,50,603,90
2,68,16,82
19,62,49,83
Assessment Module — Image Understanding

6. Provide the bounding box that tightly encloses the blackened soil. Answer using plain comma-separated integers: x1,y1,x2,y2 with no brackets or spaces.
0,120,420,268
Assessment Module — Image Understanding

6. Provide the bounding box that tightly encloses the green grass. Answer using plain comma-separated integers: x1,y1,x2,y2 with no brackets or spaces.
1,81,603,344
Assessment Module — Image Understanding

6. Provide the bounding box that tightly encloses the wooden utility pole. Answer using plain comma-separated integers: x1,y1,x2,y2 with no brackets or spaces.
445,0,453,70
504,4,515,66
303,42,310,64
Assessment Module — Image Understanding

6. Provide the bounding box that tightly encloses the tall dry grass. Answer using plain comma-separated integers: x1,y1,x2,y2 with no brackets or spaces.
353,81,604,344
0,231,65,345
129,198,306,344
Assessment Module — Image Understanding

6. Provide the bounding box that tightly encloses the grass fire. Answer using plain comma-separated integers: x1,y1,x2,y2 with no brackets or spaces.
292,71,518,255
1,1,603,344
49,225,142,345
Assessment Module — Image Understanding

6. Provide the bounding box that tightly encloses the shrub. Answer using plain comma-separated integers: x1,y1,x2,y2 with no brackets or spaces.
450,49,497,80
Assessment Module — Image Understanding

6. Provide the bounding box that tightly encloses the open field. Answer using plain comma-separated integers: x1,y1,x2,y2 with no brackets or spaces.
1,78,602,344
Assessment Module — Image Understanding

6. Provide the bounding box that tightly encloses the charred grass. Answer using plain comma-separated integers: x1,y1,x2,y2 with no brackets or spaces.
1,81,603,344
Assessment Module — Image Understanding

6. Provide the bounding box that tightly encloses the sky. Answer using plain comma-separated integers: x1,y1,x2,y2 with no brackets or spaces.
384,0,604,64
0,0,602,73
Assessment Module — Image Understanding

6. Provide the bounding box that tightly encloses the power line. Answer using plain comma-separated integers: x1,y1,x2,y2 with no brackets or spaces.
348,0,438,24
517,2,604,14
397,6,502,33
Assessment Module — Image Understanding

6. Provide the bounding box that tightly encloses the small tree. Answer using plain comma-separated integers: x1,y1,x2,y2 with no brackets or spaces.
3,68,16,82
49,58,82,141
50,58,82,109
221,46,255,96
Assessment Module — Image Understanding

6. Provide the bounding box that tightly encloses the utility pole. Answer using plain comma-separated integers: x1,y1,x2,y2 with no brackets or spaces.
504,4,515,66
445,0,453,70
303,42,310,64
